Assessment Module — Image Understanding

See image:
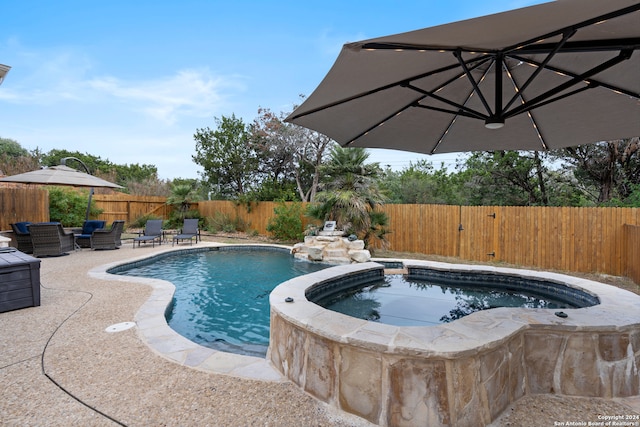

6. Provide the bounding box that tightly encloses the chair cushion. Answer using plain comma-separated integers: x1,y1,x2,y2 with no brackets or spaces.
14,222,32,234
82,220,106,234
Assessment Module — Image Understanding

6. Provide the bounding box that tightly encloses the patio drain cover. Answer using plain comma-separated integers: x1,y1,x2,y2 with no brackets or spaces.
105,322,136,333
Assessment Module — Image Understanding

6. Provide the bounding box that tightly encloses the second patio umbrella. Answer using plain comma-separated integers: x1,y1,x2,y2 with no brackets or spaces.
0,163,123,221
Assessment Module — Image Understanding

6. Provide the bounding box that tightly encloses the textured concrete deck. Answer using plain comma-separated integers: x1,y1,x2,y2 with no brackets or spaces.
0,242,371,427
1,240,638,426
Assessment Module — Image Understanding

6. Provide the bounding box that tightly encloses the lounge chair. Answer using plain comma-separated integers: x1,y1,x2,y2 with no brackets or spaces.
90,220,125,250
133,219,164,248
10,222,33,253
172,218,200,246
28,222,76,257
74,220,107,248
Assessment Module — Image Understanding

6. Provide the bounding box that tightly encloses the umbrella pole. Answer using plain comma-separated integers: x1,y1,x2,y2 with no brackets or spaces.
85,188,94,221
60,157,95,222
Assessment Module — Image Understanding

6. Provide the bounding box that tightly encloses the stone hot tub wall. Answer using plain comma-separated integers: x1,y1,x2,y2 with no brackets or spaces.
268,262,640,427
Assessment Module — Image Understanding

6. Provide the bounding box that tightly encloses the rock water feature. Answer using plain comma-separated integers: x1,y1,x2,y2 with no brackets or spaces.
291,230,371,264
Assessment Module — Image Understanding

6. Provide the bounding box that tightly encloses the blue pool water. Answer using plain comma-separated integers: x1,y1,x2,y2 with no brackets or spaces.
116,248,585,357
116,248,328,357
315,274,579,327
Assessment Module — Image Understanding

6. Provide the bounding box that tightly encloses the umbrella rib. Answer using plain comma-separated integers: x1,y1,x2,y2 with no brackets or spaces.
512,38,640,55
430,81,483,154
510,53,640,100
503,29,576,113
504,65,548,150
404,79,487,121
454,50,494,117
505,49,634,119
501,3,640,55
344,95,425,147
343,55,494,147
287,55,492,121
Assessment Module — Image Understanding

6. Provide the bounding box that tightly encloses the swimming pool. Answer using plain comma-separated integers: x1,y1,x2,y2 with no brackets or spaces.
115,247,328,356
98,246,639,427
115,246,588,355
313,274,580,326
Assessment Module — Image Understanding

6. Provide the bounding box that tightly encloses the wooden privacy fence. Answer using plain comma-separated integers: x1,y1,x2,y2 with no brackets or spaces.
197,202,640,279
384,205,640,278
91,194,172,224
196,200,313,233
4,188,640,281
0,187,49,230
624,225,640,284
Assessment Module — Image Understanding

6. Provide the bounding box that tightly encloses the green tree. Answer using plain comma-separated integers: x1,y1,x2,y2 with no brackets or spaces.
0,137,29,157
166,182,200,224
457,151,549,206
307,146,388,248
249,106,335,202
0,138,41,176
41,149,158,188
381,160,463,204
192,114,258,198
551,138,640,204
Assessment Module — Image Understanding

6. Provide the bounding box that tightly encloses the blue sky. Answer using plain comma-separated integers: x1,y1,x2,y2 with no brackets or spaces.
0,0,547,180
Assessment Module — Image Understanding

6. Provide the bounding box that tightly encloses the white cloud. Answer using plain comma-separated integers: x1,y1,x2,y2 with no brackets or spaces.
1,43,246,124
86,69,246,124
0,44,249,179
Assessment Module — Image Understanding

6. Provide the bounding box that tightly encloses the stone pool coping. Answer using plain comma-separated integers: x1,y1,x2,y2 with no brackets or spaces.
270,259,640,357
89,242,291,381
89,246,640,377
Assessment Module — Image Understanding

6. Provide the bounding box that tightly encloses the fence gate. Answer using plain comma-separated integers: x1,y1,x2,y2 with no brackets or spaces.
459,206,499,262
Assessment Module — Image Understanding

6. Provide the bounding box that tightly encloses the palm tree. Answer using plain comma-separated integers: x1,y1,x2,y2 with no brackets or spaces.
167,183,199,223
307,146,389,248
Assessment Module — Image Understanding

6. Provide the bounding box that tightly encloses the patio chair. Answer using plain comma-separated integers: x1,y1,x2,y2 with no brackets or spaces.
74,220,106,248
10,222,33,254
172,218,200,246
28,222,76,257
90,220,125,250
133,219,164,248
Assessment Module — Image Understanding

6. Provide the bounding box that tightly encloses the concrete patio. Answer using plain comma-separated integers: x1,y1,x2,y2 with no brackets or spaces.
0,242,371,427
1,240,638,426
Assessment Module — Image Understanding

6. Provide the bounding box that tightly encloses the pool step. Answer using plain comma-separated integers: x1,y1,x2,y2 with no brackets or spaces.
384,268,408,275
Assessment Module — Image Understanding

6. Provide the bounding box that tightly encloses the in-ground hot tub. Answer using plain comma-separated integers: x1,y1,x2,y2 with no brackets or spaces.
268,260,640,427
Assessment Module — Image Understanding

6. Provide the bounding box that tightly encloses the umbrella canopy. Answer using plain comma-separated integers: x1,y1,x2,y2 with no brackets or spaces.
0,165,123,188
287,0,640,155
0,164,123,222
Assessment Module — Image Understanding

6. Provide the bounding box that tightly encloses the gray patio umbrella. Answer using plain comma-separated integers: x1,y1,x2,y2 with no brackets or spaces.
287,0,640,155
0,162,123,220
0,165,123,189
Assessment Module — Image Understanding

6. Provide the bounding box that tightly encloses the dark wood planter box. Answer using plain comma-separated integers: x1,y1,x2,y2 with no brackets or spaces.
0,249,41,312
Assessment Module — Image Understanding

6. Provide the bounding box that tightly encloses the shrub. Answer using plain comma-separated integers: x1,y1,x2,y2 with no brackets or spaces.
129,214,162,229
266,202,304,242
48,186,102,227
166,209,202,229
205,211,249,233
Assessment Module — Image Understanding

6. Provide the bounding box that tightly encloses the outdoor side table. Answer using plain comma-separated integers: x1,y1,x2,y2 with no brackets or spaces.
0,248,41,312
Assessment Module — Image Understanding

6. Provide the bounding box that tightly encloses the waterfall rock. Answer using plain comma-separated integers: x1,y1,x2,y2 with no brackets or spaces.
291,232,371,264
